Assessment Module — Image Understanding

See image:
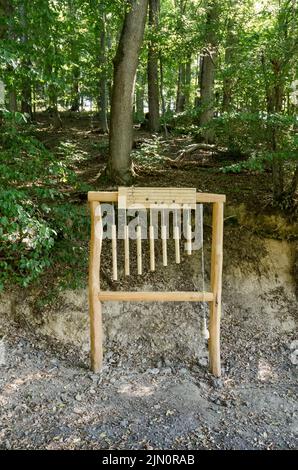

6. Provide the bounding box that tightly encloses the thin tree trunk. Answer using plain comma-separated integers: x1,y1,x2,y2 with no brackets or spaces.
222,19,235,112
21,83,32,116
1,0,18,114
9,90,17,112
176,63,185,112
198,1,219,142
184,55,191,108
135,69,145,122
147,0,160,132
159,53,166,115
96,6,109,132
108,0,148,183
70,67,80,111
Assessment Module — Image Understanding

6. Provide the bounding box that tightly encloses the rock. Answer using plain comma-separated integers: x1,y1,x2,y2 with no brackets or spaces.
290,350,298,365
198,357,208,367
75,394,82,401
289,340,298,351
147,368,159,375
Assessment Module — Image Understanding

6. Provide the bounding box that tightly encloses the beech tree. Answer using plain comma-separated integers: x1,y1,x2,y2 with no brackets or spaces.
108,0,148,183
147,0,160,132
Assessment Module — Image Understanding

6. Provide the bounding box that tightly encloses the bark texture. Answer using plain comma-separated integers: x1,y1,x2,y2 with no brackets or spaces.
108,0,148,183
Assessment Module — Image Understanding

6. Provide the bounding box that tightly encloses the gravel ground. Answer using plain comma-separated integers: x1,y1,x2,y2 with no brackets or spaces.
0,299,297,450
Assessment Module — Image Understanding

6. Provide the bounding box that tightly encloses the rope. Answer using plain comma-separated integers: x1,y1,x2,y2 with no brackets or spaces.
200,204,209,340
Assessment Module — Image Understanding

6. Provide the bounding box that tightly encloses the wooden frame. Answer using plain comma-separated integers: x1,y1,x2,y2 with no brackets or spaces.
88,189,225,377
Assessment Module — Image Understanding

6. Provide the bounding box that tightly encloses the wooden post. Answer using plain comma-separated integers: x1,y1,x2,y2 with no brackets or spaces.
209,201,224,377
89,201,103,373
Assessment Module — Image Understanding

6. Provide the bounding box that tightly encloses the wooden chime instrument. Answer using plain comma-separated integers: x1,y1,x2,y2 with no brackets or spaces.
88,187,225,378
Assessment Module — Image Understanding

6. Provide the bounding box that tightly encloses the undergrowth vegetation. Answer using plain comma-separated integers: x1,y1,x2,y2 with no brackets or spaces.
0,112,89,291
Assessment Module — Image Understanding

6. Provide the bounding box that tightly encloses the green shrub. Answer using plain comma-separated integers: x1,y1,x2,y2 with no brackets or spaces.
0,111,84,290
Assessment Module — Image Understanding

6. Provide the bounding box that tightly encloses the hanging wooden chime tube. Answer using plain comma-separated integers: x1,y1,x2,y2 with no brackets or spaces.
124,210,130,276
174,208,180,264
137,213,142,275
186,207,192,255
161,207,167,267
149,208,155,271
111,204,118,281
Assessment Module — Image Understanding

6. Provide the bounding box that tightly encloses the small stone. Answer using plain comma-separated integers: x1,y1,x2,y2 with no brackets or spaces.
179,368,188,374
198,357,208,367
88,373,98,382
147,368,159,375
289,340,298,350
5,440,11,450
290,350,298,365
75,394,82,401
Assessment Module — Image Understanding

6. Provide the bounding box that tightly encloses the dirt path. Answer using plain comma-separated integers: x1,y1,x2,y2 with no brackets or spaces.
0,307,297,450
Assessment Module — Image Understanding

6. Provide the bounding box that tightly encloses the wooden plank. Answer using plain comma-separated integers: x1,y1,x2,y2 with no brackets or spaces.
88,190,226,204
196,193,226,203
88,201,103,373
118,187,196,208
88,191,118,202
98,291,214,302
209,201,224,378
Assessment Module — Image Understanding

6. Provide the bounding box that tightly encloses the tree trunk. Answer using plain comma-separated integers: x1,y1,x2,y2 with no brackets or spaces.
222,19,235,112
262,52,285,202
1,0,17,114
198,1,219,142
70,67,80,112
21,82,32,117
135,69,145,122
176,63,186,112
176,55,191,112
96,7,109,132
108,0,148,183
159,53,166,115
184,55,191,108
9,90,17,112
147,0,160,132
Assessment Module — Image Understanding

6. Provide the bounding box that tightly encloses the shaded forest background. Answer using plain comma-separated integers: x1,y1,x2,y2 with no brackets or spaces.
0,0,297,292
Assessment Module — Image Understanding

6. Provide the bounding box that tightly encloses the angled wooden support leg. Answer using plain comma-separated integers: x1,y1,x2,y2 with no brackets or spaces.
89,201,103,373
209,201,224,377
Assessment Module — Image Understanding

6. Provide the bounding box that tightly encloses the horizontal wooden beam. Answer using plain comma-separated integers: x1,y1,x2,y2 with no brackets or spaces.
196,193,226,203
98,291,214,302
88,191,226,204
88,191,118,202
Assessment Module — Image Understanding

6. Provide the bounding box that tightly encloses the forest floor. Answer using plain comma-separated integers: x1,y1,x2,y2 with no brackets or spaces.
0,298,297,450
0,113,297,450
34,112,276,212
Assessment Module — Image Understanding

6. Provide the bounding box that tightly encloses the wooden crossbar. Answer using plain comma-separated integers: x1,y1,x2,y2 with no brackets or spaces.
98,291,214,302
88,188,224,377
88,190,226,204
